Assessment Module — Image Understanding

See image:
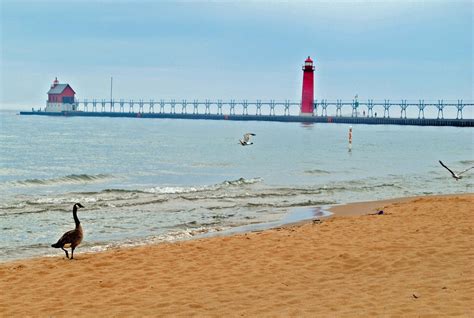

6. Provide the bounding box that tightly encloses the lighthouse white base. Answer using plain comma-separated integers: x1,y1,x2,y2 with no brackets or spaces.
45,102,78,112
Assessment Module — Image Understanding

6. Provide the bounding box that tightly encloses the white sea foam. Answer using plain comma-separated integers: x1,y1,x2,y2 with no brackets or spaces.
143,177,263,194
143,186,202,194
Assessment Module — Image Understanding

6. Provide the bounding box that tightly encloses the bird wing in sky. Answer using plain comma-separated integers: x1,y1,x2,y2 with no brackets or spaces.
439,160,457,178
458,166,474,176
243,133,255,143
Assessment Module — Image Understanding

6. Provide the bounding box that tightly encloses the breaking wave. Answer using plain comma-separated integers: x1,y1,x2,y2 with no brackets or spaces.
0,177,404,216
8,174,112,186
143,177,263,194
304,169,330,175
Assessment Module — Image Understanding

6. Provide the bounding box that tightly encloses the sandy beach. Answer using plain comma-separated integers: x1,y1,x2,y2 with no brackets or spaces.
0,194,472,317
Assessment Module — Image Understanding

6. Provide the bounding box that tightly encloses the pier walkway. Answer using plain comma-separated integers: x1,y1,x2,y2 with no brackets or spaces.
21,99,474,127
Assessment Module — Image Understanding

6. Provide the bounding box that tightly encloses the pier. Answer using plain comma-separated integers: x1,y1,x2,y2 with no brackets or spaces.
21,99,474,127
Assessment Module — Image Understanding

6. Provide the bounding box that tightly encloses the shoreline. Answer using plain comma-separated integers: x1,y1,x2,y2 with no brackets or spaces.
0,205,332,264
1,193,473,316
328,192,474,217
1,193,471,264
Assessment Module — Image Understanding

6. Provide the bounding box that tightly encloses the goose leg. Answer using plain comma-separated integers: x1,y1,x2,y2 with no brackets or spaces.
61,247,69,259
71,247,75,260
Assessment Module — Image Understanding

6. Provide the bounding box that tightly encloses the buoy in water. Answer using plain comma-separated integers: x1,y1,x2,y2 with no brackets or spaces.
348,126,353,151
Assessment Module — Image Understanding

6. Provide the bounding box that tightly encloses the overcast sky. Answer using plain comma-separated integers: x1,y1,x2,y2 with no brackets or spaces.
0,0,472,109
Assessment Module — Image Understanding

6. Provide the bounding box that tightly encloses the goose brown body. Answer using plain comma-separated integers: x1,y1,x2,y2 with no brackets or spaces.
51,203,84,259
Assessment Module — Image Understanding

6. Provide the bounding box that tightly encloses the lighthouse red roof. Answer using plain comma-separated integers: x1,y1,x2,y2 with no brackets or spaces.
47,84,76,95
305,56,313,63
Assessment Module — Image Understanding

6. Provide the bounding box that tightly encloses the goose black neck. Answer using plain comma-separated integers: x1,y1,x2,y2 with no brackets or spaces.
73,205,80,228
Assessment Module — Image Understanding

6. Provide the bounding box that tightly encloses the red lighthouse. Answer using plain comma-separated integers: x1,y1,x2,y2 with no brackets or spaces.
300,56,315,115
45,77,77,112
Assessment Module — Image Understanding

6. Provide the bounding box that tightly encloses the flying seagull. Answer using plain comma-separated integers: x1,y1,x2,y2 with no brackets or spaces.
240,133,256,146
439,160,474,180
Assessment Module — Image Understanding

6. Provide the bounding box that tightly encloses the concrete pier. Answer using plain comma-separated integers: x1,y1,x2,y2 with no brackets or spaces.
19,111,474,127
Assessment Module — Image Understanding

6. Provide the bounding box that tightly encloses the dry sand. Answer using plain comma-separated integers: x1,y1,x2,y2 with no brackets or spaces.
0,194,473,317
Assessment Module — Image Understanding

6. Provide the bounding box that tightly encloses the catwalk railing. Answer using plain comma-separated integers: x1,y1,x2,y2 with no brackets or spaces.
42,99,474,119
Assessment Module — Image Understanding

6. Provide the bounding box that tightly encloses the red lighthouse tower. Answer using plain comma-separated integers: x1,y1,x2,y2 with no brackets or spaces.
300,56,315,115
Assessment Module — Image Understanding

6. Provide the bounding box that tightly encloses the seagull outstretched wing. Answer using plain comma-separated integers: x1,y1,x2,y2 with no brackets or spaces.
243,133,255,143
458,166,474,176
439,160,458,178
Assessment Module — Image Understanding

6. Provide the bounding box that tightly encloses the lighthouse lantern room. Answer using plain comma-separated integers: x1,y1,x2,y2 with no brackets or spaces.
45,77,77,112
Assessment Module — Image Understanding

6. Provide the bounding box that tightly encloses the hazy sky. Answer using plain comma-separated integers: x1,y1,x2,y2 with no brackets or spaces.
0,0,472,109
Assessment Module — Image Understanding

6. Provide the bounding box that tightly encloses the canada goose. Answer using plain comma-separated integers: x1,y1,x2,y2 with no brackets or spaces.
239,133,256,146
439,160,474,180
51,203,84,259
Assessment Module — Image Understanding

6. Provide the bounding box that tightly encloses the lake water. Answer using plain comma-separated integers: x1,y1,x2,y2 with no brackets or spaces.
0,110,472,261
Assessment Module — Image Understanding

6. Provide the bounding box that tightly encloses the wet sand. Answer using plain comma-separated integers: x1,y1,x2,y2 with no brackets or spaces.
0,194,473,317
